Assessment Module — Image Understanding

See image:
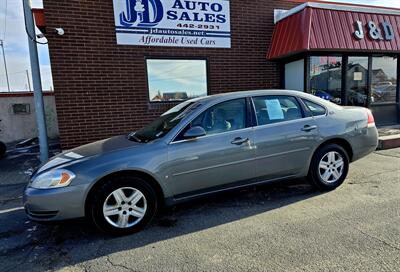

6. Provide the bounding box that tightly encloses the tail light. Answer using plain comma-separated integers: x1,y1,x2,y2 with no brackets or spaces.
367,109,375,127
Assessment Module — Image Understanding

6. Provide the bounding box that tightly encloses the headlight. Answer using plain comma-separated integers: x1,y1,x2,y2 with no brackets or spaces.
30,169,76,189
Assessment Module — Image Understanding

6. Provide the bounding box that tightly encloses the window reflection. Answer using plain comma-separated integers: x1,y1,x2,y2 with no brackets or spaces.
371,56,397,104
346,57,369,107
309,56,342,104
147,59,208,102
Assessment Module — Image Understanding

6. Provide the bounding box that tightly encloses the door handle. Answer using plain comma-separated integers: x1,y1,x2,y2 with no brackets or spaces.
231,137,249,145
301,125,318,132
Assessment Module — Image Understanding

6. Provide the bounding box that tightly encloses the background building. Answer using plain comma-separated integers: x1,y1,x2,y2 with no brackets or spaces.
0,92,58,143
40,0,400,148
269,2,399,125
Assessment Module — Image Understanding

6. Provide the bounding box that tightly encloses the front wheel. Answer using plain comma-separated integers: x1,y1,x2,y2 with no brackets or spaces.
308,144,349,190
89,175,157,235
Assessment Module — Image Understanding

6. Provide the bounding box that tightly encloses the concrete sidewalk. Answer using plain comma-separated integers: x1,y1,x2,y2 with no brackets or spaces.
378,125,400,150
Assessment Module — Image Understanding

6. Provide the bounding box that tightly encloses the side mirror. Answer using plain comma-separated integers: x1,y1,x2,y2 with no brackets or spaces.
183,126,206,139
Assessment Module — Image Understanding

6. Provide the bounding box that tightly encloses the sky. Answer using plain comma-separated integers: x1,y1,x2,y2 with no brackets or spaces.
0,0,398,92
0,0,52,92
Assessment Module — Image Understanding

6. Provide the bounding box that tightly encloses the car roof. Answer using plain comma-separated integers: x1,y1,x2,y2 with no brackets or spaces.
190,89,337,108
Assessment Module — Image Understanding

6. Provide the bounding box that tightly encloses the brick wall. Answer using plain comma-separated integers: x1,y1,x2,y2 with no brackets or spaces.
43,0,298,148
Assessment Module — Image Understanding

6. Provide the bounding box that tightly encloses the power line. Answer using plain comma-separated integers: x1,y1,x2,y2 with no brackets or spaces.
0,69,30,76
0,39,10,91
2,0,7,41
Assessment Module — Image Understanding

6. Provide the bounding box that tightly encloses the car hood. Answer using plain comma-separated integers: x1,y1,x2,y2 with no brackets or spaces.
70,135,141,157
35,135,142,175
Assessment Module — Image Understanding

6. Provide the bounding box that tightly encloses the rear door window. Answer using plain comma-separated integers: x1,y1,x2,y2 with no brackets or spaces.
302,99,326,116
252,96,303,125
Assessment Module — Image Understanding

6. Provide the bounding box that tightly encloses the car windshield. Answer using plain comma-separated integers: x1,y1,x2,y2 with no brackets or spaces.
128,100,198,143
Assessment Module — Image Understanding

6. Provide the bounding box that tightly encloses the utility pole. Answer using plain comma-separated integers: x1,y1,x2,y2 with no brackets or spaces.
26,69,32,91
23,0,48,162
0,39,10,92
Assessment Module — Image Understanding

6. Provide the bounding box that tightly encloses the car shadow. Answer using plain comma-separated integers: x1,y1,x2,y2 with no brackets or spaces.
0,178,324,271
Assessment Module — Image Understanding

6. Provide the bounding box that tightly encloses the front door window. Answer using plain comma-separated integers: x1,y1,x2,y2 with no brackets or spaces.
191,99,247,135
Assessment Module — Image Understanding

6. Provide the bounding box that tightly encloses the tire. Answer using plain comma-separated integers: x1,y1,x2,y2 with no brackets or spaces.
308,143,349,191
89,175,157,235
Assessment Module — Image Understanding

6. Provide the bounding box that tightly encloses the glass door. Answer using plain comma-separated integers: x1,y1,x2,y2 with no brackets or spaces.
371,56,397,104
370,55,398,125
346,56,369,107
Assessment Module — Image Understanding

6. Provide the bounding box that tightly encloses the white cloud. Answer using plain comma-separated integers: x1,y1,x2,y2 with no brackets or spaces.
148,59,207,86
0,0,52,92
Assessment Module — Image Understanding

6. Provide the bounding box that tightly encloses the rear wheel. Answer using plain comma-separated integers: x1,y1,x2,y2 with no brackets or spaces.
308,144,349,190
89,175,157,235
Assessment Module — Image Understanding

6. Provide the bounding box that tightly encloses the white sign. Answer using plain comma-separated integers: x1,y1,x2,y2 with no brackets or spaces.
113,0,231,48
265,99,284,120
353,71,363,81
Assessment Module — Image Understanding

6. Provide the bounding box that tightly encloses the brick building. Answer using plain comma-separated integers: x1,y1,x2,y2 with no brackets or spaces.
40,0,400,148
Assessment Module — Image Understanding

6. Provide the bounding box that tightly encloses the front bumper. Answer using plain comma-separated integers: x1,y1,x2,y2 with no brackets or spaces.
23,184,89,221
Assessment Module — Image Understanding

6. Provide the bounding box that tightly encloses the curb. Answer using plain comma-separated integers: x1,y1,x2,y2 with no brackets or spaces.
377,134,400,150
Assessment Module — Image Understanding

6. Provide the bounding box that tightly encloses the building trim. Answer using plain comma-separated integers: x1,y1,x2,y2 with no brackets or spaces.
276,2,400,23
0,92,54,97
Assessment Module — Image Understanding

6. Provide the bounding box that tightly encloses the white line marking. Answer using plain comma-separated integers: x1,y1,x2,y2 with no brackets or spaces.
0,207,24,214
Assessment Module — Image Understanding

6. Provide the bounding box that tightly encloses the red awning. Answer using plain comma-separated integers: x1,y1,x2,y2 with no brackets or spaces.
267,2,400,59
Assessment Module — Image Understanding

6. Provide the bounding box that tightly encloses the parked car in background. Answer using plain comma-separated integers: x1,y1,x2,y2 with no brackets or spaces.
24,90,378,235
372,84,397,103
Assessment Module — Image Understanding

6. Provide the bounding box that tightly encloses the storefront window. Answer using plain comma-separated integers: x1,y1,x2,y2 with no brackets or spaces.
371,56,397,104
147,59,208,102
346,56,369,107
309,56,342,104
285,59,304,91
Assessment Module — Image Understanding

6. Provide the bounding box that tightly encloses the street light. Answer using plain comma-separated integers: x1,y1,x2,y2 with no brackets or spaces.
0,39,11,92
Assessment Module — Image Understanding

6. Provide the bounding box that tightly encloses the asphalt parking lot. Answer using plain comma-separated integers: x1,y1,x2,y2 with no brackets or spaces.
0,148,399,272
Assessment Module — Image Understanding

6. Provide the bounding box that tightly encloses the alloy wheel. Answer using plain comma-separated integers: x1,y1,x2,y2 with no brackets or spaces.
102,187,147,228
318,151,344,184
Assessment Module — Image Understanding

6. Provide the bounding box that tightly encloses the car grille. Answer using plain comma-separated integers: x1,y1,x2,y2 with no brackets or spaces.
25,207,58,219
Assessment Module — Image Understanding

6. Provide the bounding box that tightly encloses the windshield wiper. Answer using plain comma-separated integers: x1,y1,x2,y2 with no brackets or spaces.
127,132,142,143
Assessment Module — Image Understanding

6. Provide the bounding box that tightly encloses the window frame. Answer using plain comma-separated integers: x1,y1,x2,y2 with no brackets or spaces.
171,97,251,143
145,56,210,104
308,55,344,105
301,52,400,108
284,52,399,124
250,95,307,127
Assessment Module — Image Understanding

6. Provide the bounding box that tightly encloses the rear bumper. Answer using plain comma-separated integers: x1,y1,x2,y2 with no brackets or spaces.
351,126,379,162
23,184,88,221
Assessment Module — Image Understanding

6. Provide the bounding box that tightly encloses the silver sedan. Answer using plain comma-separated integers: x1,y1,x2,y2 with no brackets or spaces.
24,90,378,235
